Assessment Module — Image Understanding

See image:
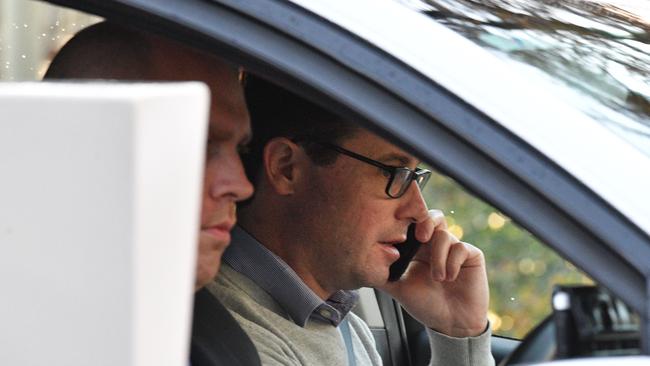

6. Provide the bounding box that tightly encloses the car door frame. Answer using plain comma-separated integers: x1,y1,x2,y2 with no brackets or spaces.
44,0,650,357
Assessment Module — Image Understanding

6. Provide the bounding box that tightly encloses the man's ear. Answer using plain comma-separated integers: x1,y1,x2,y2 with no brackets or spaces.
262,137,304,195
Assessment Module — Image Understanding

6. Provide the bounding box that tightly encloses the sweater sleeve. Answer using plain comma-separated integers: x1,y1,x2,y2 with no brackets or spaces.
426,324,495,366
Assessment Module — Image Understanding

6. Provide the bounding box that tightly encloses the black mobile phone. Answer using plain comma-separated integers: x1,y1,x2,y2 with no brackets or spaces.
388,224,421,281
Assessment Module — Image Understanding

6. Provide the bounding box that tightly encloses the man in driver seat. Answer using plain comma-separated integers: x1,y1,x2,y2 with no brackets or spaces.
201,75,494,365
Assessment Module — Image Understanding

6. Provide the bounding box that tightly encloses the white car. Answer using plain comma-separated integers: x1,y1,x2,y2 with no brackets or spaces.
2,0,649,365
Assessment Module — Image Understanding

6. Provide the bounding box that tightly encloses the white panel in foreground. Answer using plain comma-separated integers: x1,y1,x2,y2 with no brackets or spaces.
0,82,209,366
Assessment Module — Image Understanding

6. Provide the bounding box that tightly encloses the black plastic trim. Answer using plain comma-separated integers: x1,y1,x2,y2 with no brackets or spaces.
375,290,412,366
369,328,392,365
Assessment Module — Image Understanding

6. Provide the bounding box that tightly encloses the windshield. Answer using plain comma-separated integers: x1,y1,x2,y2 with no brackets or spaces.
397,0,650,157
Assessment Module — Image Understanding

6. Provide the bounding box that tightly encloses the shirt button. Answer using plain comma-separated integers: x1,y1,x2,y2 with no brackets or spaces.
319,309,332,318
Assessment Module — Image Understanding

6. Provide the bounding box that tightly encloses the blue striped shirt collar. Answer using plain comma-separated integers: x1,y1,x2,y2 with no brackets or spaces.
223,226,358,327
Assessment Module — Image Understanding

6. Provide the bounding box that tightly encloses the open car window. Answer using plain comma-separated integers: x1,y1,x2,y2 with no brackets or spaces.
0,1,101,81
421,167,594,339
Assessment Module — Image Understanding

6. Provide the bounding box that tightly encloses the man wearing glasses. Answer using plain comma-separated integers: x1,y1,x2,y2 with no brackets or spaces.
201,75,493,365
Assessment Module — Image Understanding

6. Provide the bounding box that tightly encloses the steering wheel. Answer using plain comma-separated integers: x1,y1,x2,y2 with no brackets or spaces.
500,316,556,365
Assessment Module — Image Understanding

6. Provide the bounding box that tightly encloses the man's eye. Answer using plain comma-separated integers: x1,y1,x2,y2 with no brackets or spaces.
206,139,219,155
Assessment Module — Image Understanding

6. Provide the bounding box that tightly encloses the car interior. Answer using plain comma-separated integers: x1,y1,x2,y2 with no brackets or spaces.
2,0,647,365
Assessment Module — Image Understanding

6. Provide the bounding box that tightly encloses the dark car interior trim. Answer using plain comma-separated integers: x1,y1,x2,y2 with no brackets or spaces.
375,290,411,366
44,0,650,355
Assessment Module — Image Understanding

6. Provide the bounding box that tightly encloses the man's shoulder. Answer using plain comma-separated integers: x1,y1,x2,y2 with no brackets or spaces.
227,307,302,362
204,267,343,365
203,268,295,347
207,263,286,316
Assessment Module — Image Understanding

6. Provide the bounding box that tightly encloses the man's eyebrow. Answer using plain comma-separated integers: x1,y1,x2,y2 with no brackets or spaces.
376,153,412,166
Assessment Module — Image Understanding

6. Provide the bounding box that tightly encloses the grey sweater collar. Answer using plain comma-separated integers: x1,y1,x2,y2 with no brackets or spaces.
223,226,358,327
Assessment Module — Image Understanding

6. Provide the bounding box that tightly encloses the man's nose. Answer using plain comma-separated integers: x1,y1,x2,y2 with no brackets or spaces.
208,158,254,202
228,159,254,202
397,180,429,223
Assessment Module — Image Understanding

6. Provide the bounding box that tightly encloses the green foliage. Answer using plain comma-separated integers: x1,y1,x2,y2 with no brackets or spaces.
422,169,592,338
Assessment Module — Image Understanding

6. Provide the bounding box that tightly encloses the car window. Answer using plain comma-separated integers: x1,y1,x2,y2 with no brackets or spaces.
0,0,101,81
421,166,593,338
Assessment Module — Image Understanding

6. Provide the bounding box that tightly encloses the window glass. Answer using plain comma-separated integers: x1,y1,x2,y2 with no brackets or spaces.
422,167,592,338
396,0,650,157
0,0,101,81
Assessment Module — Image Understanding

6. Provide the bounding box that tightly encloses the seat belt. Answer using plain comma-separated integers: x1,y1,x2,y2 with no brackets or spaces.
340,317,356,366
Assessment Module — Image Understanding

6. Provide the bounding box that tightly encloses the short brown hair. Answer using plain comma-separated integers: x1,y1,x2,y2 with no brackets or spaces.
45,22,154,80
242,74,358,187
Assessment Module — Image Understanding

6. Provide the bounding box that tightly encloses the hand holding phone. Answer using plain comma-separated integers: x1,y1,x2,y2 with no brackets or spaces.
388,224,421,281
383,210,490,337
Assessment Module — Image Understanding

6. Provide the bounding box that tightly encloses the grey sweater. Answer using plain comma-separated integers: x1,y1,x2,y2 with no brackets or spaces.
206,264,494,366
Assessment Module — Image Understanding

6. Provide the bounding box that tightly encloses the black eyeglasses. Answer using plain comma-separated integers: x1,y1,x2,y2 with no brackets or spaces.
310,141,431,199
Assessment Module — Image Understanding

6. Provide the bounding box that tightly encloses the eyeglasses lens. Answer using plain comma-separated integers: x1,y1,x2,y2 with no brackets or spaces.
416,171,431,189
388,169,412,198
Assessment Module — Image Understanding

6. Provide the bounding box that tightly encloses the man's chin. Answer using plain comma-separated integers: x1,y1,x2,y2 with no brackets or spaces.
353,269,390,289
194,262,221,290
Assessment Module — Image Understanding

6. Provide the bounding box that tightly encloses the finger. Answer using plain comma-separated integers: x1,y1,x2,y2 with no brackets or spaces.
414,209,446,243
445,242,470,281
429,229,457,280
429,209,447,229
414,217,434,243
